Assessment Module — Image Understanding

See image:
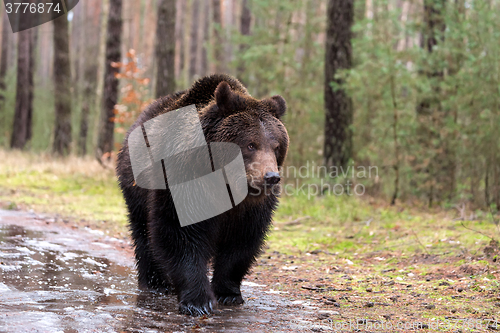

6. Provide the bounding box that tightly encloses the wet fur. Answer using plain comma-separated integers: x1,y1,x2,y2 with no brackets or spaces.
116,74,288,316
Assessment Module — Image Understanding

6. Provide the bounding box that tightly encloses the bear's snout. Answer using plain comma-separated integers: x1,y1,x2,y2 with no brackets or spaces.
264,172,281,185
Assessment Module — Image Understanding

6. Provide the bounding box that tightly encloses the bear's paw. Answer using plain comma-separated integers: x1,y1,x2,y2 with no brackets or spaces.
217,294,244,306
178,299,215,316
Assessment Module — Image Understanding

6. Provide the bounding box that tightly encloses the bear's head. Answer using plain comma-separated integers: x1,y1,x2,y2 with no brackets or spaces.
201,81,289,199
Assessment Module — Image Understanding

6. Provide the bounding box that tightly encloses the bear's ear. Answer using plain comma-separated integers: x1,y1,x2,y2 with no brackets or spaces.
215,81,241,116
269,95,287,119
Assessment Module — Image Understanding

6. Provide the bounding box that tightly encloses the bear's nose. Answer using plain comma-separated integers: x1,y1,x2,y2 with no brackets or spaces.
264,172,281,185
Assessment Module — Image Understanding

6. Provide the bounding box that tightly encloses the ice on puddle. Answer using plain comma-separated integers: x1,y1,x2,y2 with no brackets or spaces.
82,257,108,268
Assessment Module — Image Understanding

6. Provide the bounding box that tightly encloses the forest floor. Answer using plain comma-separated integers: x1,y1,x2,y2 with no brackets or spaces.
1,149,499,332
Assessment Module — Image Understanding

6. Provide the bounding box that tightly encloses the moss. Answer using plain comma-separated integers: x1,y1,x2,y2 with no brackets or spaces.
1,150,498,258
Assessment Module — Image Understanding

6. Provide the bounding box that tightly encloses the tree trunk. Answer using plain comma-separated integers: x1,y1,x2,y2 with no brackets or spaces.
27,27,38,143
37,11,54,85
78,0,100,156
416,0,450,205
71,2,83,98
52,14,72,155
8,27,17,72
10,28,35,149
97,0,123,158
129,0,142,52
223,0,233,68
175,0,185,80
239,0,251,44
155,0,176,98
237,0,251,80
92,0,109,150
323,0,354,169
0,10,10,103
182,0,191,86
198,0,210,76
300,0,315,78
0,10,10,138
188,0,200,81
143,0,157,82
79,64,97,156
212,0,224,73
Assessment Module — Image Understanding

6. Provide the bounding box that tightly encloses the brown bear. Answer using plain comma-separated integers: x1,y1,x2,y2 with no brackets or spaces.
116,74,289,316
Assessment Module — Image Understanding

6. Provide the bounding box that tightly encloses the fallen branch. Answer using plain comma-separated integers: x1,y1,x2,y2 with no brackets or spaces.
285,216,311,226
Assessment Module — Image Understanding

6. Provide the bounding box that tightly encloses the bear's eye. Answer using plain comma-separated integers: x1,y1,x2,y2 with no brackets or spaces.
247,143,256,151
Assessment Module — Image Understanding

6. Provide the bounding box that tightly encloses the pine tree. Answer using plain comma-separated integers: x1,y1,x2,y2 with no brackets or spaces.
324,0,354,169
155,0,176,97
11,26,36,149
97,0,123,157
52,14,72,155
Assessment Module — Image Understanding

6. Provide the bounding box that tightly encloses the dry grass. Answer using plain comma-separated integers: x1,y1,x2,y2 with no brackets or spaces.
0,149,115,179
0,149,128,237
1,149,498,255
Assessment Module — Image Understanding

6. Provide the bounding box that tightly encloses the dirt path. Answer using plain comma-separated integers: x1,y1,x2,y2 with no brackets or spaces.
1,209,499,332
247,245,500,332
0,209,321,333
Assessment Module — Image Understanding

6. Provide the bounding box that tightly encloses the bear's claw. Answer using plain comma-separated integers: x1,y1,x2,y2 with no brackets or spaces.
178,301,214,316
217,295,244,306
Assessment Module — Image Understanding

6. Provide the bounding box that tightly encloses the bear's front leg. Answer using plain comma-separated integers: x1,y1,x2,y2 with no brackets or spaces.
212,222,268,306
172,256,215,316
211,255,246,306
148,220,216,316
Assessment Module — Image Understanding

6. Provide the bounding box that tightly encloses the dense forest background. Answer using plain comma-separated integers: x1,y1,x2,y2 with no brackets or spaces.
0,0,499,210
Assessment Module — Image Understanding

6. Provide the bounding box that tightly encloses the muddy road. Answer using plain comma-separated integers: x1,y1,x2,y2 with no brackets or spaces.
0,210,318,333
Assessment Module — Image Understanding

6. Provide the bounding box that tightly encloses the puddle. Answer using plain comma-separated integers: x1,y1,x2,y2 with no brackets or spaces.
0,211,314,332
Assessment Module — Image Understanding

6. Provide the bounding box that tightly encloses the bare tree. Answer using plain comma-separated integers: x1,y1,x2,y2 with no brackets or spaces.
223,0,233,66
0,10,10,137
92,0,109,149
79,65,97,156
240,0,251,44
52,14,72,155
142,0,157,82
416,0,451,206
237,0,251,79
8,24,17,73
181,0,191,85
97,0,123,157
323,0,354,169
212,0,224,73
70,2,84,98
78,0,101,155
188,0,200,81
198,0,210,76
174,0,185,80
11,27,35,149
155,0,176,97
0,10,10,102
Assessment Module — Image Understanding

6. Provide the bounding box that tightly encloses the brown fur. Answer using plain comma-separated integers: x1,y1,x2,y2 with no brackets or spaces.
116,74,289,316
